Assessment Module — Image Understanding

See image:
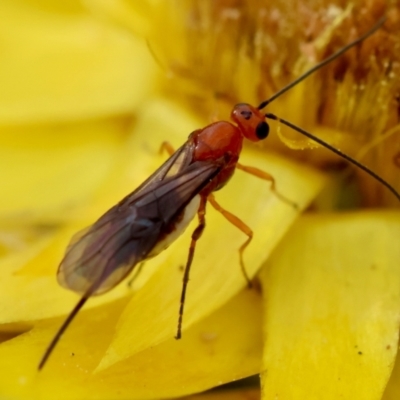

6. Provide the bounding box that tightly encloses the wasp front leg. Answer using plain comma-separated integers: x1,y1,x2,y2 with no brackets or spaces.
160,141,175,156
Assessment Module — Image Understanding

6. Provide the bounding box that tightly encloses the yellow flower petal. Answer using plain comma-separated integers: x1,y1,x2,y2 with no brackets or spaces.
0,225,131,323
84,0,155,36
0,120,125,223
260,212,400,399
0,1,156,123
0,288,262,399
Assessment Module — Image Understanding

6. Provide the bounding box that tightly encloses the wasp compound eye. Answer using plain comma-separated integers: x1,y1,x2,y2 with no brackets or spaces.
255,121,269,139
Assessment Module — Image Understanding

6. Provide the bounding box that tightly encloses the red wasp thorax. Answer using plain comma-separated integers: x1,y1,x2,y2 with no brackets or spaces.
189,103,268,195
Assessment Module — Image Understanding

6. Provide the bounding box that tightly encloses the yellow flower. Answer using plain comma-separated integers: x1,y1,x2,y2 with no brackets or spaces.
0,1,399,400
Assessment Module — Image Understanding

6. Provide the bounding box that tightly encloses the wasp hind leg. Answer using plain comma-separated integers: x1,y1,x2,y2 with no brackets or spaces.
208,194,254,288
175,195,208,340
127,261,145,289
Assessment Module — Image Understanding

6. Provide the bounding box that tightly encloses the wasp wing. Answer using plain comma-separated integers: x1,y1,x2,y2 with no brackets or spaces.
127,142,193,197
57,160,220,296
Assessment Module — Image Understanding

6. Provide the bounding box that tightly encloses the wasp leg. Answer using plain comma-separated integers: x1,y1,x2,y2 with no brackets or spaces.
159,141,175,156
175,195,207,340
127,261,145,289
236,163,298,209
208,194,253,288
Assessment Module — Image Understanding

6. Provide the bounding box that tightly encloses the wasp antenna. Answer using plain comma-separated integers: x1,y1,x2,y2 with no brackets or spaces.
265,112,400,202
258,16,386,110
38,296,89,371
